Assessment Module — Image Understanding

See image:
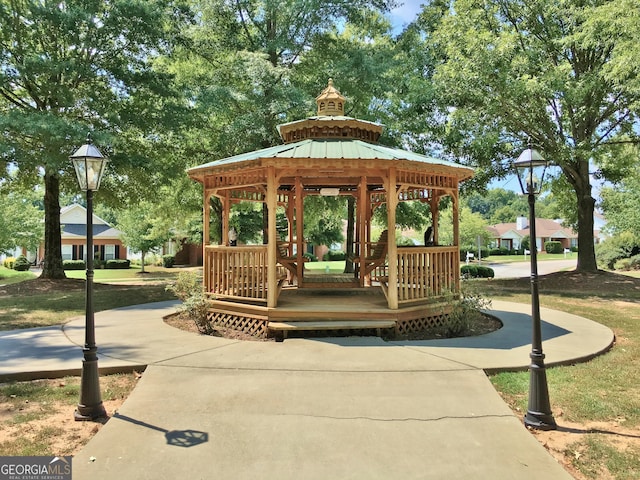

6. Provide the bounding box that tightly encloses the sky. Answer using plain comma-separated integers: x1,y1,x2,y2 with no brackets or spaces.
388,2,423,32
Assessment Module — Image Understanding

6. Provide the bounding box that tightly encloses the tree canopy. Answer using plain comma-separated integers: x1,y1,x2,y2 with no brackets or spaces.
0,0,192,277
422,0,640,272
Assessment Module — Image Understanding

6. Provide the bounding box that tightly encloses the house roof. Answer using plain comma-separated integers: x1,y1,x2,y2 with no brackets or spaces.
60,204,123,240
489,219,577,239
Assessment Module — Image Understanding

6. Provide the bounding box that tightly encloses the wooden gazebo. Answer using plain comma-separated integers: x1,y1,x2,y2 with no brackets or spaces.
187,80,474,338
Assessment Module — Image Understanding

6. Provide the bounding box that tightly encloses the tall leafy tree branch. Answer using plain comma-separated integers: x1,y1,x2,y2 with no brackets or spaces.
425,0,640,272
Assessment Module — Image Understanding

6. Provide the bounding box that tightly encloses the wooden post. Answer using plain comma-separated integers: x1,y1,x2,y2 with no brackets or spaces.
387,168,399,310
203,191,211,247
430,194,439,245
221,191,230,246
267,166,278,307
295,176,304,285
452,188,460,247
357,176,367,286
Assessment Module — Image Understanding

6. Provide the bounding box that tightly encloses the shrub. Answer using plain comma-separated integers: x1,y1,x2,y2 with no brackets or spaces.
165,271,211,334
544,241,563,254
303,252,317,262
323,250,345,261
596,232,638,270
445,287,493,337
460,265,478,278
615,254,640,271
162,254,175,268
63,259,86,270
460,264,494,279
13,255,31,271
3,257,16,269
105,259,130,269
477,265,495,278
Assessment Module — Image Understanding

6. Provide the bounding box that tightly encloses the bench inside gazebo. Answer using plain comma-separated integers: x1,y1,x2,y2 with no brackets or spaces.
187,80,474,339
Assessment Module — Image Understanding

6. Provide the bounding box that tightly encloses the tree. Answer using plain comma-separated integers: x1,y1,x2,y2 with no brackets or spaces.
303,196,345,248
600,153,640,240
438,205,491,247
0,184,43,255
0,0,191,279
116,203,172,273
424,0,640,272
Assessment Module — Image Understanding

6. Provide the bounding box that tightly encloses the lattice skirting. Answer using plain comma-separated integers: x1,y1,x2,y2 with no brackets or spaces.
206,310,269,338
395,304,454,335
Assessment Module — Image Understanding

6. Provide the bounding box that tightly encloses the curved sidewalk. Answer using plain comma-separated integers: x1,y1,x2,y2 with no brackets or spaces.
0,301,614,480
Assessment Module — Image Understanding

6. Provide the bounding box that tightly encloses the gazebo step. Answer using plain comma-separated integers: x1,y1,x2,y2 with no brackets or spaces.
268,320,395,340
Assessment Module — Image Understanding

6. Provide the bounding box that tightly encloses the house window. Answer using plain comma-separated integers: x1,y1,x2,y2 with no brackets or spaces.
62,245,73,260
104,244,116,261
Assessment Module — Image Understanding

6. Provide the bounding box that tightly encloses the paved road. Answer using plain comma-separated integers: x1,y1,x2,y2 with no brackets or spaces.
482,258,577,279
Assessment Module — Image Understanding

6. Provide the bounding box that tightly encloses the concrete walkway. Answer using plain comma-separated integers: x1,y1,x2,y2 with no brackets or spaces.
0,300,614,479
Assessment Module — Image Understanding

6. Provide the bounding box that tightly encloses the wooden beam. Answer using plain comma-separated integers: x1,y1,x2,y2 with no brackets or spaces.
387,168,399,310
295,176,305,284
267,166,278,307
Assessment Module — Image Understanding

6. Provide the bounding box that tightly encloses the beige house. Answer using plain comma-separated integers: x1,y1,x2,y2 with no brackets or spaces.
36,204,127,263
488,217,578,252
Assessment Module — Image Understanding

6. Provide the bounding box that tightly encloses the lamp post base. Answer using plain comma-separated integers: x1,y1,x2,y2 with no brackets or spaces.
524,411,557,431
74,355,106,422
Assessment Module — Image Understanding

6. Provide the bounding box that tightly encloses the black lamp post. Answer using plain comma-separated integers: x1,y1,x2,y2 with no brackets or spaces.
70,133,108,421
513,145,557,430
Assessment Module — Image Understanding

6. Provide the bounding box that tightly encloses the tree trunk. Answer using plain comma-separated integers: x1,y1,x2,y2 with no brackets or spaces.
41,168,66,279
568,157,598,273
576,191,598,272
140,251,146,273
344,196,355,273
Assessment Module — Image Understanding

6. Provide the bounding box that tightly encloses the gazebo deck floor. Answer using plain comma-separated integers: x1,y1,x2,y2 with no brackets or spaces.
208,287,451,339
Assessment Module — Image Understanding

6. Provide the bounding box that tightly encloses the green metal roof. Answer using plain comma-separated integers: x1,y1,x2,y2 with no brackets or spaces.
188,138,474,179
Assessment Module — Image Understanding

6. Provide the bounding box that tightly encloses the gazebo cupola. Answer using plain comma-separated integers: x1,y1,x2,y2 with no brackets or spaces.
315,78,345,116
277,79,383,144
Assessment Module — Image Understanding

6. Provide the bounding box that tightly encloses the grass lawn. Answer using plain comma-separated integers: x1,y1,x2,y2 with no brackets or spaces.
0,267,37,285
474,271,640,480
481,252,576,263
0,266,182,330
304,260,347,274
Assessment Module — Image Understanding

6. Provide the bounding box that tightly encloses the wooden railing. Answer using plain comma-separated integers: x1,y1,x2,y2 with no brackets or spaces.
378,246,459,304
204,245,271,302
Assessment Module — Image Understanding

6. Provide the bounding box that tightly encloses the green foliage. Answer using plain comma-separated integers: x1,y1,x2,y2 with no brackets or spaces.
0,0,193,278
303,252,318,262
13,255,31,272
165,271,201,301
116,202,172,273
439,205,492,247
544,241,563,254
427,0,640,272
596,233,639,270
105,259,131,269
62,260,85,271
304,196,345,248
165,271,210,334
162,255,175,268
323,250,346,261
615,255,640,271
3,257,16,269
601,160,640,238
460,265,495,279
0,186,44,255
445,287,492,337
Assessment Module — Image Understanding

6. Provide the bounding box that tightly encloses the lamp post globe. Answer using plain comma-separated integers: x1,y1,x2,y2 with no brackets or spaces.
70,133,108,421
513,145,557,431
